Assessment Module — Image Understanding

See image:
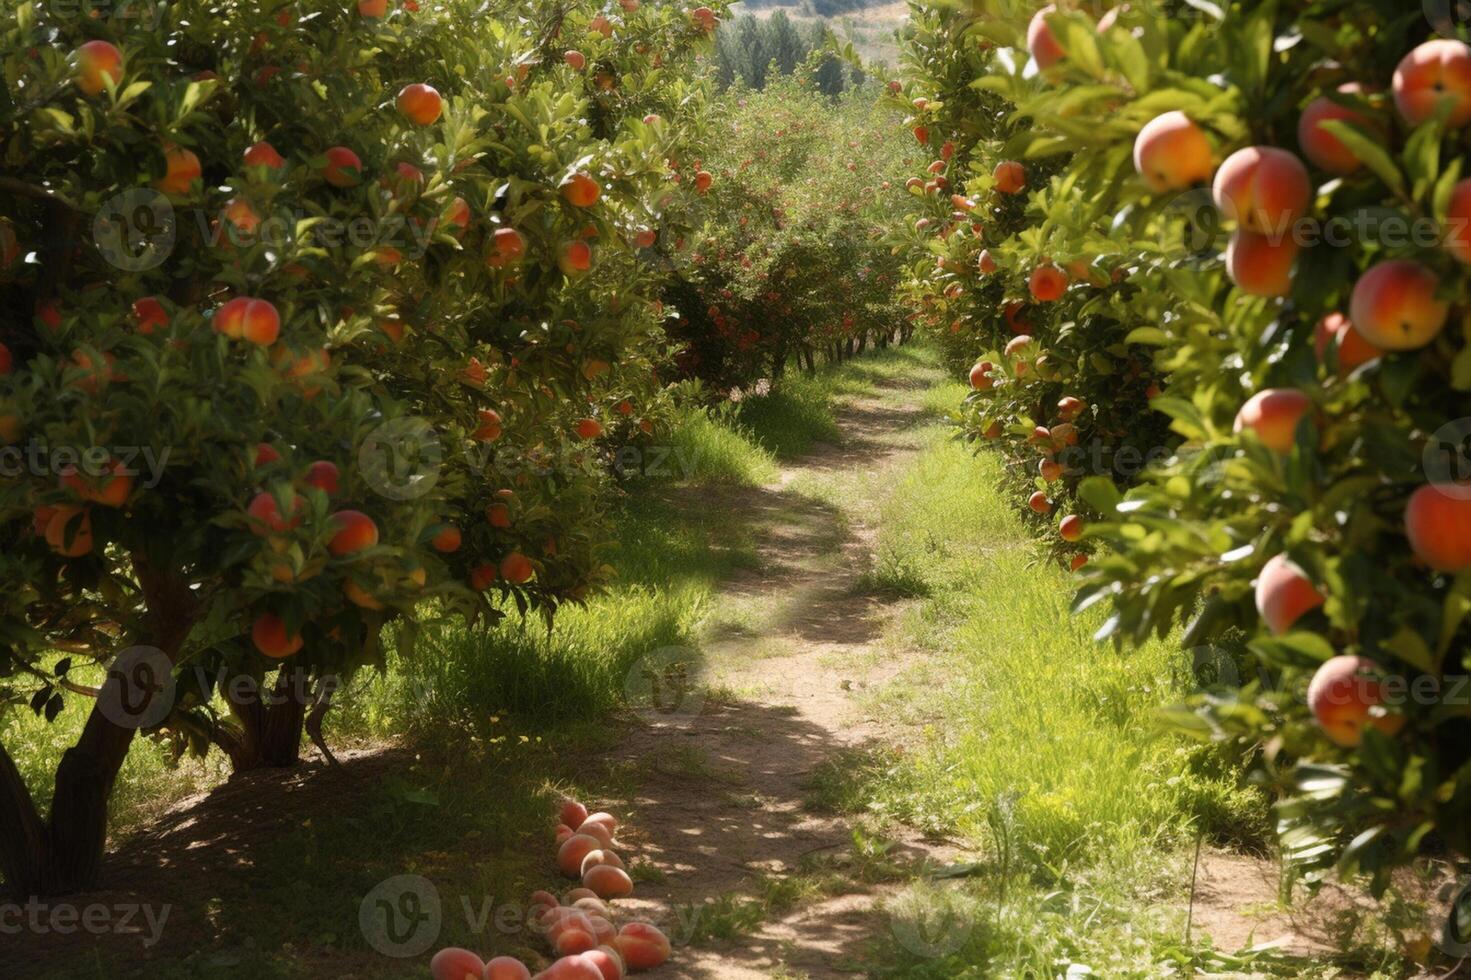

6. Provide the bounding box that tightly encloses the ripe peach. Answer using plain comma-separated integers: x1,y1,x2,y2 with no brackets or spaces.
396,82,442,125
1057,396,1085,421
486,502,512,528
534,956,603,980
1027,5,1065,71
75,40,124,96
213,296,281,345
1393,39,1471,127
694,170,713,193
1443,178,1471,264
1224,230,1298,298
581,812,618,837
305,461,340,496
583,865,634,900
243,140,286,170
470,564,498,590
575,418,604,440
563,888,600,905
130,297,168,335
1040,459,1062,482
343,579,384,610
60,459,133,507
560,241,594,276
327,510,379,556
156,144,202,196
977,249,997,274
1212,146,1310,235
691,6,718,33
1255,553,1324,634
993,160,1025,194
1348,259,1450,351
486,957,533,980
558,833,601,878
560,799,590,829
474,408,504,442
321,146,362,188
612,923,671,971
247,491,304,534
1058,515,1083,542
565,50,587,71
1297,84,1380,175
968,360,994,391
1029,263,1068,302
581,948,624,980
562,173,601,208
252,612,303,659
1233,388,1313,454
431,525,462,553
1132,111,1213,193
1069,553,1088,572
580,850,625,876
1405,484,1471,572
551,916,599,956
488,227,527,267
1313,312,1380,375
441,196,472,239
430,948,485,980
358,0,388,16
45,506,94,557
254,443,282,467
1308,655,1406,747
1028,491,1052,515
577,822,614,850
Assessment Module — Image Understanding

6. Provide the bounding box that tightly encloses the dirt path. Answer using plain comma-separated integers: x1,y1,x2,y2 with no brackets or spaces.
596,370,965,978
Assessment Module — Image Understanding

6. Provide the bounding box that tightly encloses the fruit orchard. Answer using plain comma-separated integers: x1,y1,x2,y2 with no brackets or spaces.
8,0,1471,973
892,0,1471,903
0,0,730,898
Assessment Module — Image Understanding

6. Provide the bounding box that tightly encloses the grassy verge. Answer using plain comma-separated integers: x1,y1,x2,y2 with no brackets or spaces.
14,370,793,976
778,352,1409,978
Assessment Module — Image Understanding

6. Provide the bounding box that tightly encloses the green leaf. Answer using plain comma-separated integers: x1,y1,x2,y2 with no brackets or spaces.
1381,625,1436,674
1319,120,1406,199
1077,476,1123,514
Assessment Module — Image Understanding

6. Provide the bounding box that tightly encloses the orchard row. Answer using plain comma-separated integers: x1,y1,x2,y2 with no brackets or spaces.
893,0,1471,901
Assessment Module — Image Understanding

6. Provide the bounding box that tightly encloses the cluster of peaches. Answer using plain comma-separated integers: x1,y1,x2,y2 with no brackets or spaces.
1021,12,1471,748
429,798,670,980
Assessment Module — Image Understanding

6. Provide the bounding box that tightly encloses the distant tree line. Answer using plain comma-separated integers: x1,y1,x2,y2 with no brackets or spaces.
713,11,863,95
739,0,878,15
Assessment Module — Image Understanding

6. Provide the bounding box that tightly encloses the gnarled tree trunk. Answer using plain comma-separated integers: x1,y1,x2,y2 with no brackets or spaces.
0,556,196,898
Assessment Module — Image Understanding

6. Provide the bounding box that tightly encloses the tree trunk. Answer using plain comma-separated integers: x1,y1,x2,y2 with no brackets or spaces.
0,556,196,898
0,742,46,896
217,667,312,772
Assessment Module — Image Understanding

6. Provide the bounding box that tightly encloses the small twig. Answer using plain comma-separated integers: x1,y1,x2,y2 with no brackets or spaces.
0,178,74,208
1185,827,1205,944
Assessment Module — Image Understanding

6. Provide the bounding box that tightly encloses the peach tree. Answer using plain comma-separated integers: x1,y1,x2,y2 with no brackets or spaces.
896,0,1471,924
664,77,914,389
0,0,726,896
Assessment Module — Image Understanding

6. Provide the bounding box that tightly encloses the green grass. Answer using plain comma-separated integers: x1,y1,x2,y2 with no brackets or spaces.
789,390,1411,978
728,371,841,459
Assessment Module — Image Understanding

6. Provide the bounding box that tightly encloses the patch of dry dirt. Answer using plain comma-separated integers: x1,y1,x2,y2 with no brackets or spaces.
596,382,964,978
